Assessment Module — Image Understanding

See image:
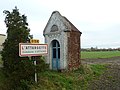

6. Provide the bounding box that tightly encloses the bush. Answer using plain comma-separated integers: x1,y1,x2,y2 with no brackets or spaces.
35,56,49,72
1,7,35,89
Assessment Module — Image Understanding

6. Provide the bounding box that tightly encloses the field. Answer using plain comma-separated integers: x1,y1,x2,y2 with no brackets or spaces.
1,51,120,63
0,53,107,89
0,51,120,89
0,58,107,90
81,51,120,89
81,51,120,59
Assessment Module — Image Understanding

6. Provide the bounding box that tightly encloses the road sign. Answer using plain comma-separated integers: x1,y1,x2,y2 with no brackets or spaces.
19,43,48,57
30,39,39,44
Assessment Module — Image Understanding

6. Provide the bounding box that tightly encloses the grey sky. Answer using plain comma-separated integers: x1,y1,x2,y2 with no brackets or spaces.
0,0,120,48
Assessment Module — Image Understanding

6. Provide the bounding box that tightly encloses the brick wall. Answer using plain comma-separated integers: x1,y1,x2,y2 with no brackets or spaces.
67,31,81,70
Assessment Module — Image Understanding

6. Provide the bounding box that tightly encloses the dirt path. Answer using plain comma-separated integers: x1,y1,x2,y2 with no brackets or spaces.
81,56,120,90
89,64,120,90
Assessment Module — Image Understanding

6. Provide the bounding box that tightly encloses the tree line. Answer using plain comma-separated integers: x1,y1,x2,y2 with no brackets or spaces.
81,47,120,51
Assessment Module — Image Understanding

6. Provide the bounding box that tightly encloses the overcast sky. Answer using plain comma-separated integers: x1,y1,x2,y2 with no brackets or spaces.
0,0,120,48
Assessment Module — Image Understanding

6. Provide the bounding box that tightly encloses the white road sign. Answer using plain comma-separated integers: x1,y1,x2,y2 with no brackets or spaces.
19,43,48,57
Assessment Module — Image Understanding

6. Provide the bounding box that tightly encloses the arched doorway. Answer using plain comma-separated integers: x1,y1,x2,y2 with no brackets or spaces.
52,40,60,70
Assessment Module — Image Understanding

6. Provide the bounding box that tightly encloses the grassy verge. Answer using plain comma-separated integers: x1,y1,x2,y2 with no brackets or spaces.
81,51,120,59
0,52,107,89
30,64,107,90
0,64,107,89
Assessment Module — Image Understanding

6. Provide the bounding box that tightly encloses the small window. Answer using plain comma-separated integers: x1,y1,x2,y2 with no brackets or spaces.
51,25,58,32
52,40,56,47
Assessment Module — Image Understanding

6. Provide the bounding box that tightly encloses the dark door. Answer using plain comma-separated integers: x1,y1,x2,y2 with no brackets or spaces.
52,40,60,70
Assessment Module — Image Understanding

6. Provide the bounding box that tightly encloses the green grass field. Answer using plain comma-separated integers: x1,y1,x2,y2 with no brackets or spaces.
81,51,120,59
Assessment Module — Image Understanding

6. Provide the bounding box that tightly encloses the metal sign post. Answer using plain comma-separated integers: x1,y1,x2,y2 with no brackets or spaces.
33,56,37,83
34,60,37,83
19,43,48,83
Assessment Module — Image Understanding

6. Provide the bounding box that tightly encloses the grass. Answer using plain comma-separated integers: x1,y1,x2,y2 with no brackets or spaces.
81,51,120,59
0,54,2,64
0,64,107,90
30,64,107,90
0,69,5,87
90,64,107,76
0,51,115,89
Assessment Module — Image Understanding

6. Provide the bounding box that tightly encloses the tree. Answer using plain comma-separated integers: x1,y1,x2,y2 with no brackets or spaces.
1,7,34,89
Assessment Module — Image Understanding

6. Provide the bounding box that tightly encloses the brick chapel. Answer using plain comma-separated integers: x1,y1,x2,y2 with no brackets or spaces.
43,11,82,70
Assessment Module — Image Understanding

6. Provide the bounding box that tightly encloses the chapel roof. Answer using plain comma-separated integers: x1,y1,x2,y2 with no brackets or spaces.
43,11,82,34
